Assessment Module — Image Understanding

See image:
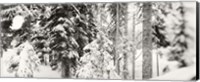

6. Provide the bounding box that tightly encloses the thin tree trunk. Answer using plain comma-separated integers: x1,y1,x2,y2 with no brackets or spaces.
0,5,2,57
113,4,117,66
123,52,128,79
157,53,159,76
0,6,2,77
142,2,153,79
127,3,136,79
115,3,120,75
132,4,136,79
123,4,129,79
122,4,128,79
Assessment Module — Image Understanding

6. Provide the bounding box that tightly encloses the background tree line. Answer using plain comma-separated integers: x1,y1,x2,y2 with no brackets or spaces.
0,2,197,80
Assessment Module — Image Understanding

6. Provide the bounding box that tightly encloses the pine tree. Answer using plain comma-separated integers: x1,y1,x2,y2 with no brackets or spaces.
0,4,97,78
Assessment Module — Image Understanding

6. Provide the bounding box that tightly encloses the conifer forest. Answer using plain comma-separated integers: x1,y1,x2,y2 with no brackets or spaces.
0,1,197,80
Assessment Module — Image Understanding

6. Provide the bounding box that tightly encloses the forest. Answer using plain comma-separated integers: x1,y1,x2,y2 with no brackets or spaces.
0,2,197,80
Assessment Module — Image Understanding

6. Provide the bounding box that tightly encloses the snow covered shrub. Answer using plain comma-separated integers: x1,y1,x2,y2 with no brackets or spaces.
76,32,120,79
3,41,40,77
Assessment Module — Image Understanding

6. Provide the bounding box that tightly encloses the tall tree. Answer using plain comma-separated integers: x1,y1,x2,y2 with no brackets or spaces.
114,3,120,74
130,3,136,79
117,3,129,79
0,5,2,57
142,2,153,79
75,3,120,79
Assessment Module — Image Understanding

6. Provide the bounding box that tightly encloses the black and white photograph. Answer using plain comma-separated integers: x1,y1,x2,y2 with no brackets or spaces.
0,1,197,81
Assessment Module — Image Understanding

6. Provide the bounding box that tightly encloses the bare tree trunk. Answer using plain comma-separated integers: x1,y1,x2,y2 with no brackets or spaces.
0,6,2,77
0,5,2,57
122,4,128,79
123,53,128,79
131,5,136,80
115,3,120,75
157,53,159,76
126,3,137,79
142,2,152,79
112,4,116,66
61,58,74,78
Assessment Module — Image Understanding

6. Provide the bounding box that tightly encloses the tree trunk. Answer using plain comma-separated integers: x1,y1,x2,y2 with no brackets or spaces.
127,3,136,79
131,4,136,79
142,2,152,79
122,3,128,79
115,3,120,75
61,58,72,78
0,5,2,57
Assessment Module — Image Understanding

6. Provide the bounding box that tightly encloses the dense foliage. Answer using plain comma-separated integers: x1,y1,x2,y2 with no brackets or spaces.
1,4,97,77
0,2,196,80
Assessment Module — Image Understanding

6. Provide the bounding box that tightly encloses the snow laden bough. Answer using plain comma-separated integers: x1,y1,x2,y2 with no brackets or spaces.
75,32,121,79
9,15,25,30
2,41,40,77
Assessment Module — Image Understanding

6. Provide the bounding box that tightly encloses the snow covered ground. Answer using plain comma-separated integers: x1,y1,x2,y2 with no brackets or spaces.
0,48,62,78
1,57,62,78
